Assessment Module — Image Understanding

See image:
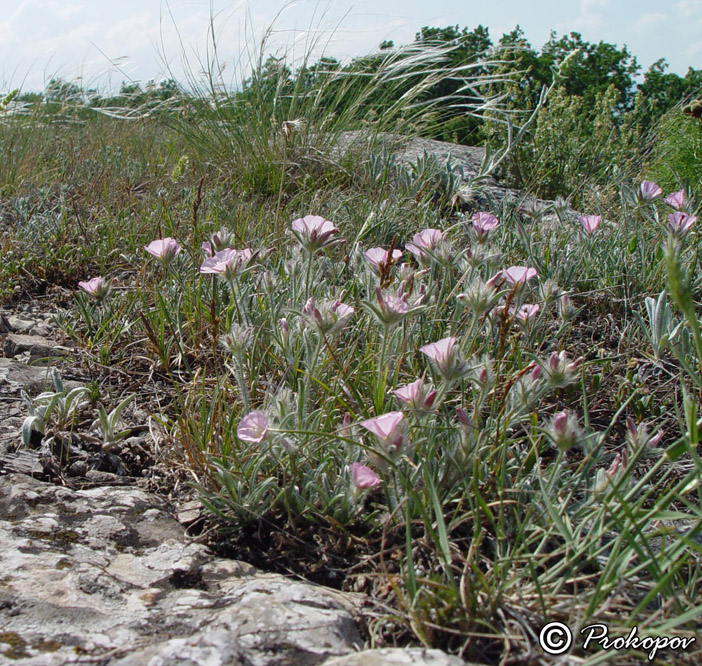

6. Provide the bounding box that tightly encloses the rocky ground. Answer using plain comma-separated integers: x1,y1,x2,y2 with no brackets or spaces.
0,308,474,665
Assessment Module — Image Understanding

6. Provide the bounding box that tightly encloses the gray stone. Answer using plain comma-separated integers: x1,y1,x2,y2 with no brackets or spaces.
0,473,365,665
0,358,56,393
335,131,578,226
2,333,64,362
6,315,36,333
177,498,204,524
32,325,53,338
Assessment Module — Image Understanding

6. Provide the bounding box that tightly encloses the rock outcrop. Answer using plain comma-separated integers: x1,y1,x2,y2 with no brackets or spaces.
0,473,364,665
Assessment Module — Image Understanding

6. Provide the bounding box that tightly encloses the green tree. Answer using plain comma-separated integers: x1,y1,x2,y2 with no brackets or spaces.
541,31,640,111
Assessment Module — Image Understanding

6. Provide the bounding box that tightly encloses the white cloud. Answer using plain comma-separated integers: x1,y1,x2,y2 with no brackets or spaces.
582,0,608,10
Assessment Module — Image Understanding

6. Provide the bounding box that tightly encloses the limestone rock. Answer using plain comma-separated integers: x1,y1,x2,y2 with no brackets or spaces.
2,333,64,362
0,473,364,665
335,131,577,226
5,315,37,333
0,358,56,393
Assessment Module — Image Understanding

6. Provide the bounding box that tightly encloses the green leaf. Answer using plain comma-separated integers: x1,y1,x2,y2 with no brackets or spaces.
665,439,687,462
22,416,40,446
52,369,64,394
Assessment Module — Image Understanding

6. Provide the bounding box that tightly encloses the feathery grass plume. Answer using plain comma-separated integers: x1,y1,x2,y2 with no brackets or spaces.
153,6,520,208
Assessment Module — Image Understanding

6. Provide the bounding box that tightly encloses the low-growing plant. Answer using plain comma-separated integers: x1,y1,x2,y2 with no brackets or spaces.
98,394,135,452
21,369,90,445
103,177,701,658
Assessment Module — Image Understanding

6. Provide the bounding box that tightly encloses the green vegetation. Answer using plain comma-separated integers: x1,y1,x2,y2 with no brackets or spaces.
1,19,702,665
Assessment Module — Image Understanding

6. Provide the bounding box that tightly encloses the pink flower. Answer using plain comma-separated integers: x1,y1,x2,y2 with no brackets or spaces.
370,282,425,326
291,215,340,252
664,189,685,210
302,297,318,318
237,411,269,444
302,296,354,334
515,303,540,321
640,180,662,201
200,248,253,281
578,215,601,234
420,336,456,363
456,406,473,429
201,229,236,257
607,451,626,479
486,271,505,289
78,276,113,301
145,237,182,266
420,336,468,381
626,417,665,449
391,379,437,411
648,430,665,449
406,228,444,262
350,462,381,492
668,212,696,236
595,451,627,494
502,266,538,286
552,410,568,436
543,351,583,387
364,247,403,274
360,411,408,460
375,288,408,317
549,409,581,451
559,294,575,320
334,302,354,319
472,212,499,238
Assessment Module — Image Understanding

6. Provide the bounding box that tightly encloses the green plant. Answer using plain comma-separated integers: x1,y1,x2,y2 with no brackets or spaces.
97,395,135,452
637,290,676,359
21,370,90,445
648,109,702,196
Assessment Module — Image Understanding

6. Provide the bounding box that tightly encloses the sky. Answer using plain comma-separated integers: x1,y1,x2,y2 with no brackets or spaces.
0,0,700,92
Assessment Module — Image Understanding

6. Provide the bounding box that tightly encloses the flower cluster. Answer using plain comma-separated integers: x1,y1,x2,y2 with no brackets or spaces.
541,351,583,387
366,281,426,327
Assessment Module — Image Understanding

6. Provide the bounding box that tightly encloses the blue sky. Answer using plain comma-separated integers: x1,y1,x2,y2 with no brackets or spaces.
0,0,699,92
